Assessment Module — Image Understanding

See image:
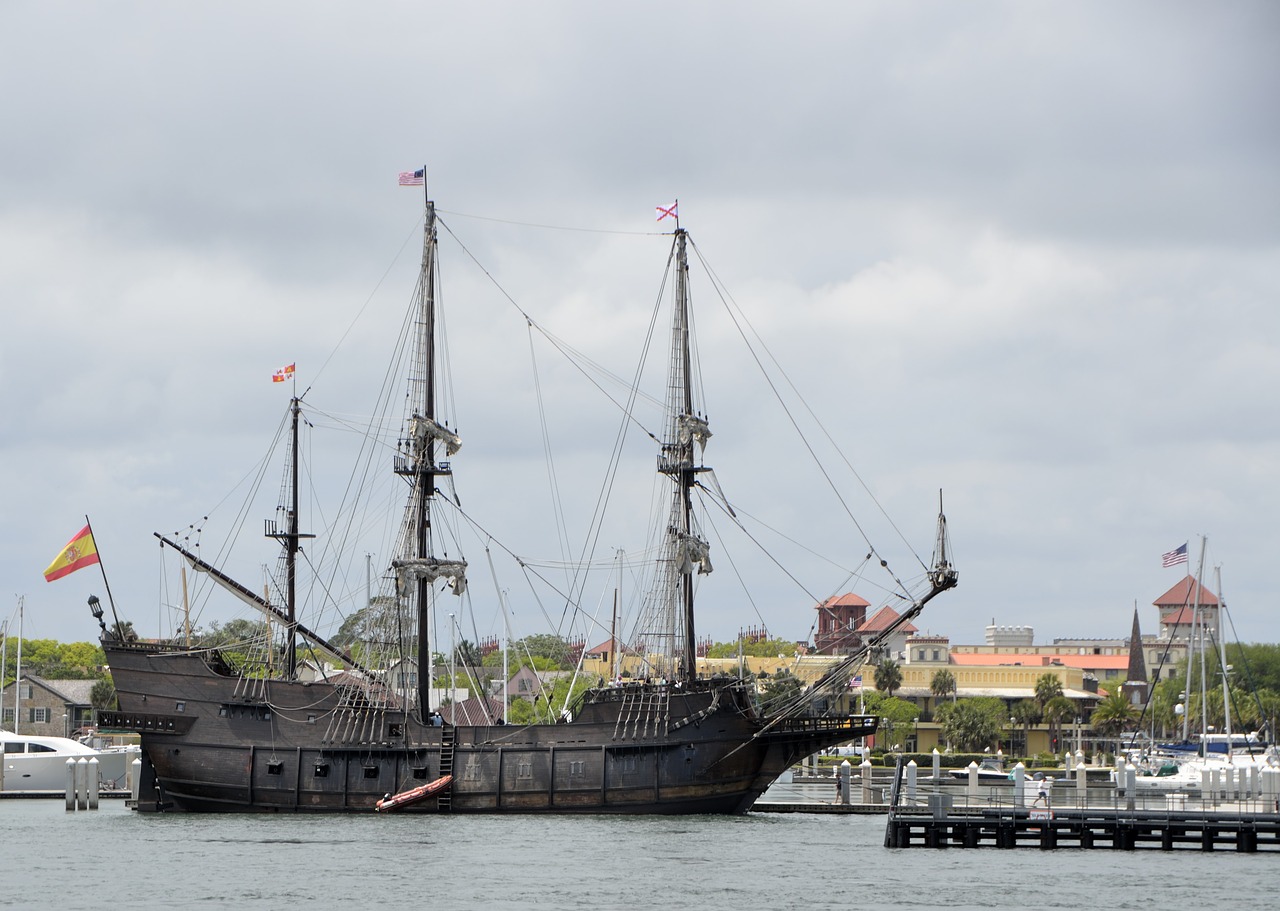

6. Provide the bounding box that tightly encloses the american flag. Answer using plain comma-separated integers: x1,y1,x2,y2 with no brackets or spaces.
847,674,863,690
399,169,425,187
1161,542,1188,567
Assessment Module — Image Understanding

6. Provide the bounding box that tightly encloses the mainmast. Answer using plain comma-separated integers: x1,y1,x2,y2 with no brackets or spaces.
657,228,712,685
392,192,466,722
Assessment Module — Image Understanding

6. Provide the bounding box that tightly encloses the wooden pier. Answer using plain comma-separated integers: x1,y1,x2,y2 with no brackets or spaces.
885,805,1280,851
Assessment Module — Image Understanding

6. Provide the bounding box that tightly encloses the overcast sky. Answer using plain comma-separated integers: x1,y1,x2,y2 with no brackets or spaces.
3,1,1277,655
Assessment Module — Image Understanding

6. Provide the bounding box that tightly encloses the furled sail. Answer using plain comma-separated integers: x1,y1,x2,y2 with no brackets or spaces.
675,530,713,575
408,413,462,457
393,557,469,596
677,413,711,448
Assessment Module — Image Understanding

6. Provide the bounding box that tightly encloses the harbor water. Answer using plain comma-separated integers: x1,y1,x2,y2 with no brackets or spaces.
3,791,1274,911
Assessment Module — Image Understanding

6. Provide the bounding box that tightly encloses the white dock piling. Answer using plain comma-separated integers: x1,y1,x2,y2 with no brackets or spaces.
75,757,88,810
87,758,99,810
65,758,77,811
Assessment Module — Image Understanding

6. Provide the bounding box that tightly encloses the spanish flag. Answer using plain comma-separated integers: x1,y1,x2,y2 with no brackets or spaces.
43,525,101,582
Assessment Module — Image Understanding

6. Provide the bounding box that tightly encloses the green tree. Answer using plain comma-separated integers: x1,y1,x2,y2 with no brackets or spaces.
453,639,481,669
511,634,575,669
505,672,595,725
1043,695,1075,752
874,659,903,698
863,691,920,752
759,669,803,714
90,679,117,713
930,668,956,699
59,641,105,673
705,637,798,659
195,618,267,647
1011,698,1040,757
1034,673,1063,711
936,697,1004,752
929,668,956,717
1090,690,1138,748
1226,643,1280,695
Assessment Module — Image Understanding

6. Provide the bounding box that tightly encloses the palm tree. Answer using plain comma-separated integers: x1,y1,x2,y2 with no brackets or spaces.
1011,698,1040,758
1034,673,1063,711
1090,690,1138,752
930,668,957,710
1043,695,1075,754
874,659,903,698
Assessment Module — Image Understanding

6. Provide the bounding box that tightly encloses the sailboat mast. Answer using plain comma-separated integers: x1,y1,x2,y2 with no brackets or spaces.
1215,565,1231,746
1182,537,1207,743
12,597,22,734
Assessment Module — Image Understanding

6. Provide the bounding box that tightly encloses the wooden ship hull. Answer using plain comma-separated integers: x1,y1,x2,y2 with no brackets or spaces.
100,639,876,814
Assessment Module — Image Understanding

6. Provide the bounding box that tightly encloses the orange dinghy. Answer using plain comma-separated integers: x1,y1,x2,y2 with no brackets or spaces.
375,775,453,812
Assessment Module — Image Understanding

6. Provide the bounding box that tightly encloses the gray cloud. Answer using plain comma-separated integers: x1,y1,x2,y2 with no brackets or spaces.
3,1,1277,654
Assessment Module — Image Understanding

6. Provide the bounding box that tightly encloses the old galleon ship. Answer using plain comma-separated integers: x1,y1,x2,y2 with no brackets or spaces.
97,183,957,812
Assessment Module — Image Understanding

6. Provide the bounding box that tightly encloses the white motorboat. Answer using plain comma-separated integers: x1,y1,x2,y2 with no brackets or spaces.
1,729,135,794
948,759,1011,782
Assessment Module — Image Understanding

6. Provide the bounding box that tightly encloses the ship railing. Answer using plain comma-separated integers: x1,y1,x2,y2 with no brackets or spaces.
771,714,878,735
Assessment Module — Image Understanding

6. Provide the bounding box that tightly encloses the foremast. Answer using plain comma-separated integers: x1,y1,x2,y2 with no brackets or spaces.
391,191,466,721
264,395,315,677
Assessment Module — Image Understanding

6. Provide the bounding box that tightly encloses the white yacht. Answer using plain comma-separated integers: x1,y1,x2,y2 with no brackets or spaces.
1,729,135,794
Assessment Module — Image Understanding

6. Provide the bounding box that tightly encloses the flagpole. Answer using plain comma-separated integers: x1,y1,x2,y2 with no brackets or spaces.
84,515,123,635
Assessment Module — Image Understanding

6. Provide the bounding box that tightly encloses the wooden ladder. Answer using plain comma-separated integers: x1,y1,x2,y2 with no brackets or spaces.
437,726,456,812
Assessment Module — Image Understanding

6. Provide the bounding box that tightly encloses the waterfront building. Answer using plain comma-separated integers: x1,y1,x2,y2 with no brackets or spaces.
813,592,870,654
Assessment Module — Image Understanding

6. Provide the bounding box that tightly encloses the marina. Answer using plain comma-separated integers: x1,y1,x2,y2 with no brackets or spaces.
757,760,1280,851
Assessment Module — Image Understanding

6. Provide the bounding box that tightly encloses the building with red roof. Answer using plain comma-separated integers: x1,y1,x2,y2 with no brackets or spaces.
813,592,871,655
1154,575,1219,640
